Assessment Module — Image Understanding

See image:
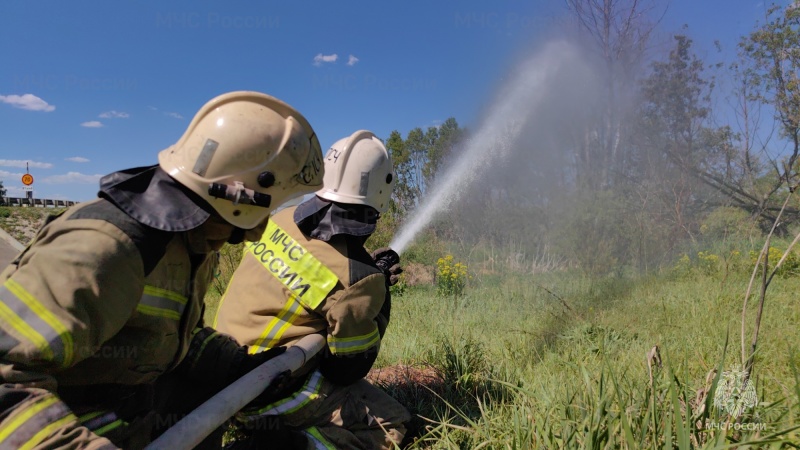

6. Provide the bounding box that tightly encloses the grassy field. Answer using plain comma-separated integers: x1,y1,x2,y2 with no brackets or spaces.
205,258,800,448
0,206,66,243
374,272,799,448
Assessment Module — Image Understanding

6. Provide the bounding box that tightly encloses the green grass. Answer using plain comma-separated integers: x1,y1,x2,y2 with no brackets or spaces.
0,206,66,243
371,272,800,448
203,264,800,447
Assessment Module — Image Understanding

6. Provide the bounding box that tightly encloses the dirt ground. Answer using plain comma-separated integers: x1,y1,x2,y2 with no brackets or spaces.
367,364,442,389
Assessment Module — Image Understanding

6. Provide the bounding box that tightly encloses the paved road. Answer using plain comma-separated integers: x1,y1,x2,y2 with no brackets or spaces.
0,238,20,269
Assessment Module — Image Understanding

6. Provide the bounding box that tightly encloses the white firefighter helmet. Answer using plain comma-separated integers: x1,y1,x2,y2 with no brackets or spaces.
158,91,324,229
316,130,395,213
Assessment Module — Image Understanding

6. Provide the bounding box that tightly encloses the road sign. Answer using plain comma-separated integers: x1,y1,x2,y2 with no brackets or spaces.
21,174,34,186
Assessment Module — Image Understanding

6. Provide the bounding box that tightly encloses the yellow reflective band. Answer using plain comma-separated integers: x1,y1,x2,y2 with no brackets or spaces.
137,285,187,320
94,418,126,436
143,285,187,305
327,327,380,355
19,414,77,450
304,426,336,450
248,221,338,311
0,299,53,361
248,298,304,354
3,279,73,365
136,303,181,320
194,331,219,361
0,395,61,444
77,410,105,424
246,370,324,417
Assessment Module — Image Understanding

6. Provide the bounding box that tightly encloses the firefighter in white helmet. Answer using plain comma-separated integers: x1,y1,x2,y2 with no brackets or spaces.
0,91,323,449
215,130,410,449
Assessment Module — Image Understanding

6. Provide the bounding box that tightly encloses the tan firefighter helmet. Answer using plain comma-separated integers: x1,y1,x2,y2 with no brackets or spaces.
316,130,395,213
158,91,324,229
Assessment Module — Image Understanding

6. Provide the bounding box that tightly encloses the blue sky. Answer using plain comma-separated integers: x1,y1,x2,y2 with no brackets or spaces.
0,0,780,201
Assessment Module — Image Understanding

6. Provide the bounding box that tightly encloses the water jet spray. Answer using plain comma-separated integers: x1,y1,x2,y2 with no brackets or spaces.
389,41,586,255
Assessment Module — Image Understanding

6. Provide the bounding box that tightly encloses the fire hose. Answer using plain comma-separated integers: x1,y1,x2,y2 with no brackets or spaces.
145,334,326,450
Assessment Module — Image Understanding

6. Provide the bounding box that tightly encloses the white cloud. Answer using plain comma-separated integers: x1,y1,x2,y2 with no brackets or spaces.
3,183,28,197
0,93,56,112
0,160,53,169
313,53,338,66
98,110,129,119
0,170,25,179
347,55,360,66
148,106,158,111
41,172,103,184
65,157,90,163
165,112,184,119
3,186,26,197
81,121,104,128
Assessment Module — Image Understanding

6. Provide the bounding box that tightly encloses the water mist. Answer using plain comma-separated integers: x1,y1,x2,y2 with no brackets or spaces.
390,41,587,254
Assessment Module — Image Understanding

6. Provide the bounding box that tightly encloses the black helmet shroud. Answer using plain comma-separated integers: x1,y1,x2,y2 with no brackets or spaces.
99,165,213,232
293,195,379,242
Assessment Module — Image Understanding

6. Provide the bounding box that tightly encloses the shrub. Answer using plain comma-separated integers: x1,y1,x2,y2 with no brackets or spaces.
365,206,401,250
671,249,751,277
672,253,692,276
400,229,446,267
390,272,408,297
697,251,721,275
700,206,755,239
749,246,800,278
436,254,469,297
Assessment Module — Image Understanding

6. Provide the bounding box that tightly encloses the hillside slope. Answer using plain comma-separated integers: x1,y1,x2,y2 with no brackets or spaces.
0,206,65,245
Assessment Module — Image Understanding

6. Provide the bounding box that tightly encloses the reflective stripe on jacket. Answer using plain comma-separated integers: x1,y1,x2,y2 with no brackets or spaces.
0,198,217,448
215,205,389,386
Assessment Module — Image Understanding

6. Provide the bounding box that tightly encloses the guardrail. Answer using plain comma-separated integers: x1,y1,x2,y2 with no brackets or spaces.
1,197,78,208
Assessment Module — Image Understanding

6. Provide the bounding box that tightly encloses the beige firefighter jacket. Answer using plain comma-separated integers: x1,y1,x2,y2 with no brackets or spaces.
0,198,229,449
215,205,389,386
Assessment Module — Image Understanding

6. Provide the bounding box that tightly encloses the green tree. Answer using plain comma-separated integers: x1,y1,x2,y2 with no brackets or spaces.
742,3,800,154
423,118,463,187
647,4,800,228
0,180,6,197
384,118,464,216
566,0,661,189
624,34,727,265
403,127,429,199
732,2,800,223
385,130,417,214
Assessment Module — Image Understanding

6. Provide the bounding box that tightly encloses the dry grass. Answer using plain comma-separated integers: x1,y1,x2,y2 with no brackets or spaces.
403,263,434,286
0,206,65,244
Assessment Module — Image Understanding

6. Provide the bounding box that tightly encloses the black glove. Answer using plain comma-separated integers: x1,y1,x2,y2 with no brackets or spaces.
230,346,286,380
371,247,402,286
228,346,289,403
224,427,308,450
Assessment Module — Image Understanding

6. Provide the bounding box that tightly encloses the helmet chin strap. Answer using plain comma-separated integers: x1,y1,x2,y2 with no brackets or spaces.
208,182,272,208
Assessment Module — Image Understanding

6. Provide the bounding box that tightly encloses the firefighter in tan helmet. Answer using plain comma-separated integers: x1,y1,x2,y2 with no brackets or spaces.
215,130,410,449
0,91,323,449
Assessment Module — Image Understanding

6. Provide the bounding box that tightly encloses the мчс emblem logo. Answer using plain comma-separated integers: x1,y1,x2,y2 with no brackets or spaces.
713,368,758,418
